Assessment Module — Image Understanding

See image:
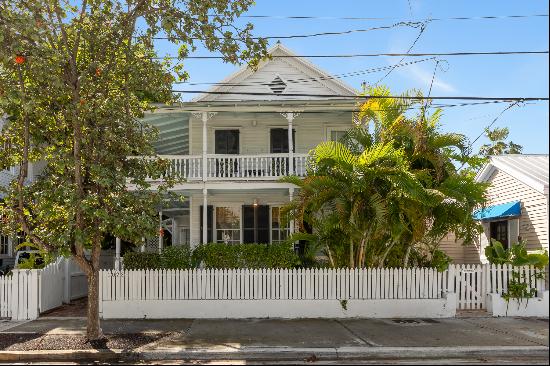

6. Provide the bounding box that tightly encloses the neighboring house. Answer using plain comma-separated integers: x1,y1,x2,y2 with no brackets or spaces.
1,169,16,269
136,43,358,251
440,154,549,264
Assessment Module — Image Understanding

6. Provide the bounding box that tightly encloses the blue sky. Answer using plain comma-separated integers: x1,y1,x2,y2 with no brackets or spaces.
158,1,549,154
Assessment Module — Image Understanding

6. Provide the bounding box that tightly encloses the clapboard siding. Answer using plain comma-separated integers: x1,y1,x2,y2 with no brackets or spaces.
189,112,353,155
487,169,548,250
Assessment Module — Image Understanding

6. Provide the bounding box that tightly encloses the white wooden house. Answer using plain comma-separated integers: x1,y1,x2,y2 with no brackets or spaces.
133,43,358,255
440,154,549,263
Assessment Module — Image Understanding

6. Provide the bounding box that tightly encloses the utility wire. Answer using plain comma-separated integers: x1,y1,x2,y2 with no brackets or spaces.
151,21,422,41
170,89,549,101
227,14,549,21
375,21,428,85
155,51,548,60
174,57,436,86
458,101,522,170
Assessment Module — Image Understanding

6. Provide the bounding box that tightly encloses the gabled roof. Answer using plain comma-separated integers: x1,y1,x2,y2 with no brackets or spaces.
192,43,357,102
476,154,549,195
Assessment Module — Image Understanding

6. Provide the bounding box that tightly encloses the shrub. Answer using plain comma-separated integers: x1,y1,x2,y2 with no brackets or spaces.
123,243,300,269
193,243,300,269
161,246,193,269
123,252,161,270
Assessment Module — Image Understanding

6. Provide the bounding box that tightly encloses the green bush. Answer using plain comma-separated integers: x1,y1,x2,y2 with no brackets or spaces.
123,243,300,269
123,252,161,270
193,243,300,269
161,246,193,269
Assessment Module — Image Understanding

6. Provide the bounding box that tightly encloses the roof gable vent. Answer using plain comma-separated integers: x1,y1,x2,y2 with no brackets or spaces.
268,76,287,94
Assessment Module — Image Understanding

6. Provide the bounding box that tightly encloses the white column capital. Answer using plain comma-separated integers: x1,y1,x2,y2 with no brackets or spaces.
192,112,217,122
280,112,302,122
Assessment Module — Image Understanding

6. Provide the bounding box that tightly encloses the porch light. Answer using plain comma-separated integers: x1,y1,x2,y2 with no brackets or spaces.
253,199,259,207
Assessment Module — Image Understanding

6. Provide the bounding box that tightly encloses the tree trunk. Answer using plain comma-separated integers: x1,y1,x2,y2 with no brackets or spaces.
326,245,335,268
378,241,396,268
86,270,102,340
349,240,355,268
403,245,412,268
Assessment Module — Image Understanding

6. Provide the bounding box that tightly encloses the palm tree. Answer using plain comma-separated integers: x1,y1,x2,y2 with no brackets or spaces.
283,86,487,269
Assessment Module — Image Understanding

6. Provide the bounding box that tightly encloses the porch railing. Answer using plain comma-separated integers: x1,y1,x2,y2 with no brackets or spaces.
153,154,308,181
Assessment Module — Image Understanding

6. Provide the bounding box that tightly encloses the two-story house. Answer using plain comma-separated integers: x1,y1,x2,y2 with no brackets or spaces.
135,43,358,254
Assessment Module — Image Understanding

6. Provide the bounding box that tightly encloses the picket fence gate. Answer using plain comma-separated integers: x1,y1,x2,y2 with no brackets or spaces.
448,264,546,310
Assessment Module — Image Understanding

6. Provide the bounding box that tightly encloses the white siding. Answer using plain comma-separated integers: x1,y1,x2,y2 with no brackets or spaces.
190,112,353,155
485,169,548,251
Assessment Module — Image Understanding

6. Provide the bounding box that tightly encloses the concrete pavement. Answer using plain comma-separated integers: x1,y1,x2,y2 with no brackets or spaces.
0,317,548,363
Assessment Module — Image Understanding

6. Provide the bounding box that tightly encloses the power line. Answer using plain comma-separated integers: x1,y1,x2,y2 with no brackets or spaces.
173,57,436,86
170,89,549,101
151,21,422,41
228,13,549,21
156,51,548,60
375,22,428,85
457,101,521,170
148,100,538,115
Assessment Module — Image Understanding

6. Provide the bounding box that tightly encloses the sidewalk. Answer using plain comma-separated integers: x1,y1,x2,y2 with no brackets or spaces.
0,317,548,363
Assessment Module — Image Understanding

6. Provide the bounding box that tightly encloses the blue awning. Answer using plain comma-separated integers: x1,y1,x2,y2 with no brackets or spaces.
472,201,521,221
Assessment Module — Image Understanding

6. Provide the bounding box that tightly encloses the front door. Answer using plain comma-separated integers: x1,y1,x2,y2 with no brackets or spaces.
242,205,270,244
215,130,239,177
490,220,508,248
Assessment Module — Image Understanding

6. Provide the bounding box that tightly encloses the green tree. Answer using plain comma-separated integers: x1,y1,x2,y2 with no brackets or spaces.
0,0,266,339
284,86,487,268
479,127,523,156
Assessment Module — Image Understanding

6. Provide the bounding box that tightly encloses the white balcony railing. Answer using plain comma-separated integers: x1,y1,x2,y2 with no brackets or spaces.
155,154,308,181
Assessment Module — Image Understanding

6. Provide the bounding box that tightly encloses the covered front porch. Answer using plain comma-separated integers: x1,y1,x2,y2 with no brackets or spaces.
114,185,297,269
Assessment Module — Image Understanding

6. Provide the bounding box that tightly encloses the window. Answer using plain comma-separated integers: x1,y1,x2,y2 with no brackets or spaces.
271,207,290,243
490,220,508,248
0,235,9,256
330,130,347,142
270,128,295,154
330,131,345,141
215,130,239,154
215,207,240,244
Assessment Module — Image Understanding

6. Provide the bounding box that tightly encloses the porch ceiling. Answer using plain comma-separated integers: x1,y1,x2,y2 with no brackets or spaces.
141,112,189,155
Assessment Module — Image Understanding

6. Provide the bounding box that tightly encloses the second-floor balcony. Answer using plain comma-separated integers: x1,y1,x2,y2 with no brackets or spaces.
155,153,309,181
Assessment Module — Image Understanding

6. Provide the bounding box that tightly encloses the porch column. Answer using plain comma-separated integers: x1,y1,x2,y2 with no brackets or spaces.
141,237,145,252
158,211,163,254
285,113,295,175
202,112,208,182
202,187,208,244
289,187,295,235
115,237,121,270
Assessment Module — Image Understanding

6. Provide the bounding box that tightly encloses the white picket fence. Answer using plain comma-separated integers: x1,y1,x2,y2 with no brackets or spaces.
0,257,88,320
99,264,547,319
0,270,39,320
101,267,447,302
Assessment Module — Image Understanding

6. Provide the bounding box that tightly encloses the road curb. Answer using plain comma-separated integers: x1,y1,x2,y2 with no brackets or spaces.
0,345,548,362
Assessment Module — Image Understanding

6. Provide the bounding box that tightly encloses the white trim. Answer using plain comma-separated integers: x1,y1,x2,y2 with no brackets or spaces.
476,158,548,195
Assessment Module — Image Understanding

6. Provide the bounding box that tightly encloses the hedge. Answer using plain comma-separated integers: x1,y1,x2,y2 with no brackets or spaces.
193,243,300,269
123,243,300,270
